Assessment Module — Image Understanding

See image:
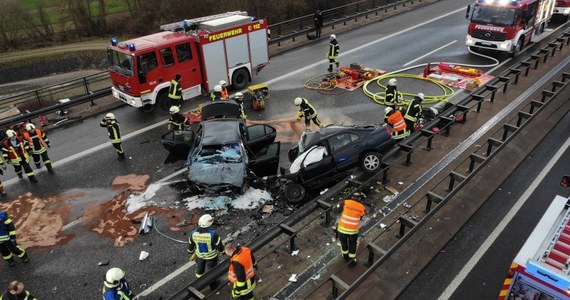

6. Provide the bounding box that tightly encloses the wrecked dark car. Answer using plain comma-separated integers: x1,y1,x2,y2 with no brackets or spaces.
161,101,280,194
279,125,395,203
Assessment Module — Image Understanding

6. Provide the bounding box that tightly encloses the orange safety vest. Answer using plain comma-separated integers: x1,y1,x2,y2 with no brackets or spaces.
22,129,48,152
338,200,365,235
228,246,255,283
387,110,410,140
221,88,229,100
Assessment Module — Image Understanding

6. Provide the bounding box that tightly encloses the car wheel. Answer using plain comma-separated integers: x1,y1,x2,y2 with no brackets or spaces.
284,183,306,204
361,152,382,173
232,68,249,90
510,39,523,58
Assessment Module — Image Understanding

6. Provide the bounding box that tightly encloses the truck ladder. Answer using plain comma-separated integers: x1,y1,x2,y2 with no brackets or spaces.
160,11,248,32
541,208,570,273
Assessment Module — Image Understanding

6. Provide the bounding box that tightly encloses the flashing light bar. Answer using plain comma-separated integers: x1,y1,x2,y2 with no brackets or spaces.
477,0,518,4
111,37,118,46
129,43,136,52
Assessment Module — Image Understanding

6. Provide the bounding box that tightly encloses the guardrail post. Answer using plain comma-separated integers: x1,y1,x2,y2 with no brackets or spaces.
425,191,444,212
381,162,390,184
509,69,521,85
551,81,565,93
498,76,510,93
501,124,518,142
529,100,544,114
280,224,298,252
317,200,332,226
539,49,549,63
541,90,555,103
485,85,498,103
530,55,540,69
471,94,485,112
447,171,466,192
486,138,503,156
420,129,434,151
516,111,532,127
439,116,454,136
468,153,486,173
396,216,417,238
399,143,413,166
364,243,386,267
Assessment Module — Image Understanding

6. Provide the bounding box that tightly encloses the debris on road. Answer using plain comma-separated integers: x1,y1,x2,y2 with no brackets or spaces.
139,251,149,261
289,274,298,282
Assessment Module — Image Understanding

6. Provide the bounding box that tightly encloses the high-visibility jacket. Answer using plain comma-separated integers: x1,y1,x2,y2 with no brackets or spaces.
299,99,318,119
1,290,37,300
404,96,423,123
2,138,30,165
387,110,410,140
0,211,16,242
328,39,339,59
187,228,223,260
22,128,50,154
337,200,365,235
168,113,190,131
228,246,256,296
385,85,400,106
210,91,222,101
102,279,133,300
100,120,122,144
221,88,229,100
168,79,182,100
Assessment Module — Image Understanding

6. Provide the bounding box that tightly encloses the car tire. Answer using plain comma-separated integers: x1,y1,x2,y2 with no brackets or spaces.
361,152,382,173
284,182,306,204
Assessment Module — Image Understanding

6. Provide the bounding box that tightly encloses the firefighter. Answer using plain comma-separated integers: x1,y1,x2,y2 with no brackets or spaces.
1,281,36,300
384,107,410,142
0,159,6,196
313,10,323,38
234,92,247,120
168,74,183,108
100,113,125,161
188,214,225,290
219,80,229,100
403,93,424,132
294,97,323,131
22,123,53,173
168,106,190,131
102,267,135,300
327,34,340,73
210,85,223,101
335,193,366,266
0,210,29,267
225,243,257,300
2,130,38,183
385,78,402,108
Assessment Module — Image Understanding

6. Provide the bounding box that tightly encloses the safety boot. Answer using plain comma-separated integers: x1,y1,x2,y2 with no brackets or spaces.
327,66,333,73
17,173,23,179
7,258,15,267
349,259,357,267
29,176,38,184
35,163,41,169
117,153,126,161
46,164,54,173
21,252,29,263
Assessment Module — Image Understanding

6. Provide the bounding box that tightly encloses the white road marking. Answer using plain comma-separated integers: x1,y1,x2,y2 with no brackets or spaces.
438,134,570,299
403,40,458,67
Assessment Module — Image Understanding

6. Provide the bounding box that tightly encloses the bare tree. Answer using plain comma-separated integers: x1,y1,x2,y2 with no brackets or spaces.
0,0,30,49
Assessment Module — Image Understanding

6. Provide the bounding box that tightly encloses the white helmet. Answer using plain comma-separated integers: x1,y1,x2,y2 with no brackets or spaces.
235,92,244,99
388,78,397,86
294,97,303,106
105,113,115,120
104,267,125,288
417,93,425,101
214,85,222,92
330,34,336,40
25,123,36,131
198,214,214,228
169,106,180,114
219,80,227,87
5,129,17,138
384,107,393,115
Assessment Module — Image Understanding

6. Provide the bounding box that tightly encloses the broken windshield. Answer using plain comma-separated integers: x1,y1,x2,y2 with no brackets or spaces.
107,49,134,77
193,144,243,164
471,6,516,27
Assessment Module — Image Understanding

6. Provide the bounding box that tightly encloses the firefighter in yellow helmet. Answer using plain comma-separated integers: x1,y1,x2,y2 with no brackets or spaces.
102,267,134,300
2,129,38,183
22,123,53,173
188,214,225,289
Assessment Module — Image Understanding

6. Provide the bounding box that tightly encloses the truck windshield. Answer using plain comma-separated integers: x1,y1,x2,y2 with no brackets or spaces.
107,49,134,77
471,6,516,27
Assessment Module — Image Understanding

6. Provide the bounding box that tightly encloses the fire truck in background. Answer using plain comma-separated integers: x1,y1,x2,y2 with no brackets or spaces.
465,0,556,57
107,11,269,111
553,0,570,21
499,176,570,300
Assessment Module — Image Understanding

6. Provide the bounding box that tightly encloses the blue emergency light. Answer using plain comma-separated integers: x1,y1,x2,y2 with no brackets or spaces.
129,43,136,52
111,37,118,46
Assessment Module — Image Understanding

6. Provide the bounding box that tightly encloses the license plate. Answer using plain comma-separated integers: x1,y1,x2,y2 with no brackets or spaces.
480,41,492,46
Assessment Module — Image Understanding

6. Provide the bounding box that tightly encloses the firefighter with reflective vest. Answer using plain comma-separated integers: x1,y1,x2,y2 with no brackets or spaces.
100,113,125,161
168,74,183,108
225,243,257,300
0,211,29,267
384,107,410,142
219,80,229,100
335,193,366,266
102,267,135,300
234,92,247,120
327,34,340,73
2,130,37,183
385,78,402,108
210,85,223,101
22,123,53,173
403,93,424,132
294,97,323,131
168,106,190,131
188,214,225,289
1,281,36,300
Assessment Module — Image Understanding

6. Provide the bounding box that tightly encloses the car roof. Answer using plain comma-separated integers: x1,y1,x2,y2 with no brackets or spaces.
302,125,360,145
201,100,241,120
201,119,241,145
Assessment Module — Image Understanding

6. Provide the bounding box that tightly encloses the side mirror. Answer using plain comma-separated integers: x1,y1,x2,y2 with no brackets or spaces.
139,62,148,76
466,5,471,19
561,175,570,188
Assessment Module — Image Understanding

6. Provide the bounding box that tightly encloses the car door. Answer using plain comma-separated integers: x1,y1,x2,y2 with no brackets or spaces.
327,132,361,172
160,129,194,163
297,145,337,189
249,142,281,177
245,124,277,155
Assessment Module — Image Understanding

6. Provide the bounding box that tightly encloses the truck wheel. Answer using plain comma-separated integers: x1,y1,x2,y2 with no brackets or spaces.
361,152,382,174
284,182,306,204
510,39,523,58
157,92,170,111
232,68,250,90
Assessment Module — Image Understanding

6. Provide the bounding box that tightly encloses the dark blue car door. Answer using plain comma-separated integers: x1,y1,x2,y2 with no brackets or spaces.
328,132,361,172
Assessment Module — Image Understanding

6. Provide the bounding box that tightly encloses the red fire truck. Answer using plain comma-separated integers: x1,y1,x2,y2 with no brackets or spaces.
107,11,270,110
465,0,556,56
553,0,570,20
499,176,570,300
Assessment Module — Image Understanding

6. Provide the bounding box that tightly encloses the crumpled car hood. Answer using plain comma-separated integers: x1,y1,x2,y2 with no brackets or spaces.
188,162,246,189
